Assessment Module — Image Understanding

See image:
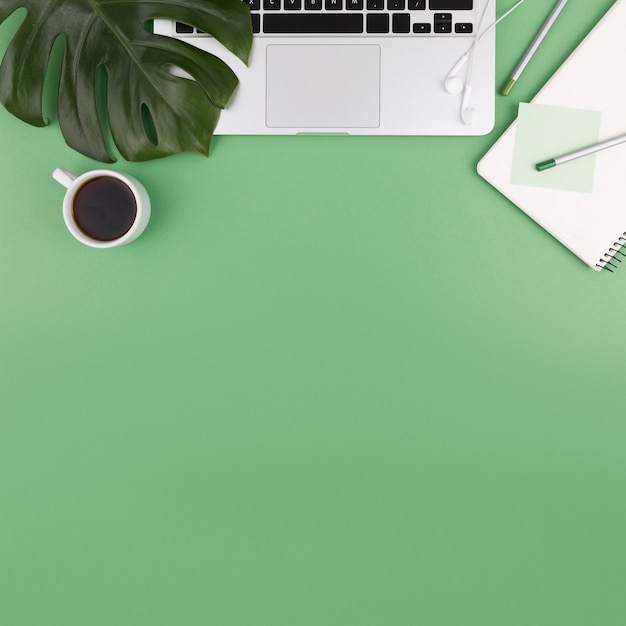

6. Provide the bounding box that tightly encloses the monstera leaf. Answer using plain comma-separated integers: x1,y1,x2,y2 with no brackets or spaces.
0,0,252,161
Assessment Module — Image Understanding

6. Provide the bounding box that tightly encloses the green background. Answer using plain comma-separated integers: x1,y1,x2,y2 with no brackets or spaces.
1,1,624,624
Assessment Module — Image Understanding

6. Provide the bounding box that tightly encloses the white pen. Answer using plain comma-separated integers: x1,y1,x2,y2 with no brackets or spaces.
502,0,569,96
536,133,626,171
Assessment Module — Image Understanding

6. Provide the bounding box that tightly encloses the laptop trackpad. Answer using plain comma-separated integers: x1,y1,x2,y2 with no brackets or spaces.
266,45,380,129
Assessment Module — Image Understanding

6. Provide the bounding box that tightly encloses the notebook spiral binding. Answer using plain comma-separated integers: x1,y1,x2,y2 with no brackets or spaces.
596,235,626,272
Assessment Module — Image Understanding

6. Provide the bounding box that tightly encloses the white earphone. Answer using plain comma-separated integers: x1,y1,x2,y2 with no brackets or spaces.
445,53,470,95
445,0,528,125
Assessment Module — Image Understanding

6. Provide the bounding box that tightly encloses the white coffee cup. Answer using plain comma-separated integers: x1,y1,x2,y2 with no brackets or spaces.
53,168,151,248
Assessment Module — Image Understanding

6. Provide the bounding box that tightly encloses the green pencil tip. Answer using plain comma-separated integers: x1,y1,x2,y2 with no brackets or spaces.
536,159,556,172
502,78,516,96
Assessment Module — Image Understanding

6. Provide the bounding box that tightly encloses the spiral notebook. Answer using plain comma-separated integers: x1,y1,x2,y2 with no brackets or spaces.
478,0,626,272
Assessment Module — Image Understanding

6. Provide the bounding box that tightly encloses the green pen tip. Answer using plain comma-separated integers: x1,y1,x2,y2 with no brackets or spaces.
502,78,516,96
536,159,556,172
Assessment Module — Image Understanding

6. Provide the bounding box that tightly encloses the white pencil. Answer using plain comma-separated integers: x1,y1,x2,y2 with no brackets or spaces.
536,133,626,171
502,0,569,96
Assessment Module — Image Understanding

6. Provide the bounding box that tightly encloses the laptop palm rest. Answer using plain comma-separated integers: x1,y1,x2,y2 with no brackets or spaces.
265,45,381,129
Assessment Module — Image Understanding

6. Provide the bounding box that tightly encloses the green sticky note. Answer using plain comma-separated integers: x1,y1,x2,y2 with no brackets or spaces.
511,103,602,193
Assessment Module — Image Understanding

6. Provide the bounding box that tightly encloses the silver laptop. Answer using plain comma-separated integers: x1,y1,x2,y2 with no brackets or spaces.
154,0,495,136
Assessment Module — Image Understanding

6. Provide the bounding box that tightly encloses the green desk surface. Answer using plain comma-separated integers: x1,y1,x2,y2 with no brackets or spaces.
1,2,624,625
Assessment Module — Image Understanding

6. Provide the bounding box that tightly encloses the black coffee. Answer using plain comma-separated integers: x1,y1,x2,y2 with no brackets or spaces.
73,177,137,241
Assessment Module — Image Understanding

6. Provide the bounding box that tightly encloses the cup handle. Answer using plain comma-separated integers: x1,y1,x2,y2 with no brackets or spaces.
52,168,77,189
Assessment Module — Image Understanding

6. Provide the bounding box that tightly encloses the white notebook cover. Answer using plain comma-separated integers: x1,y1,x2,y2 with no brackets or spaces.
478,0,626,271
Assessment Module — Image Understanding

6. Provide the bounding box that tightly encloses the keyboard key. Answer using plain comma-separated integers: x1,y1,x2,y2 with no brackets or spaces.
388,0,405,8
252,13,261,32
325,0,343,9
243,0,260,9
264,0,281,8
284,0,302,8
434,12,452,32
413,22,431,32
366,13,389,32
392,13,410,32
455,22,472,33
305,0,323,8
429,0,472,9
367,0,384,8
175,22,194,34
346,0,364,9
408,0,426,8
263,13,364,33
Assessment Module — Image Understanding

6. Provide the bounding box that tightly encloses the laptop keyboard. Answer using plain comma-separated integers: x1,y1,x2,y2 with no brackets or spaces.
175,0,474,36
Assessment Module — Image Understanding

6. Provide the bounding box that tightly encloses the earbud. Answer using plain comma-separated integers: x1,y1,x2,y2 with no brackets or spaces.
462,108,476,125
461,84,476,125
444,54,469,95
